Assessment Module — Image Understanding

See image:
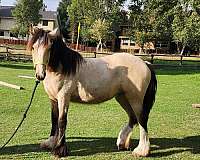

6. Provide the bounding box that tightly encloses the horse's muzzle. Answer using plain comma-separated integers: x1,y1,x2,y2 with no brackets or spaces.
36,72,46,81
35,64,46,81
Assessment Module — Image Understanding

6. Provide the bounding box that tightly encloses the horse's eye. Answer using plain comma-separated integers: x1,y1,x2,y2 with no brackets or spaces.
50,39,54,43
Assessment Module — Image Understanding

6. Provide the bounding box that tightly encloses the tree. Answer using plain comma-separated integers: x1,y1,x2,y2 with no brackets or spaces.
90,19,111,52
129,0,155,54
57,0,71,40
67,0,126,46
12,0,43,37
140,0,200,54
67,0,83,43
146,0,178,41
172,0,200,54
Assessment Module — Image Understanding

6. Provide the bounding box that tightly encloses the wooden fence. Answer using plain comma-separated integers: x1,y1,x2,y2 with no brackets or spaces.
0,45,200,66
0,45,31,62
0,39,27,45
67,43,97,53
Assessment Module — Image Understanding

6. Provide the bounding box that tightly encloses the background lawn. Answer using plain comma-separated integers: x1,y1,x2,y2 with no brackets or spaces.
0,61,200,160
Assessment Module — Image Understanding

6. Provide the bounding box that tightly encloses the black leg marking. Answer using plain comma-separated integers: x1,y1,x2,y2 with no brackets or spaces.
53,110,69,157
50,99,59,136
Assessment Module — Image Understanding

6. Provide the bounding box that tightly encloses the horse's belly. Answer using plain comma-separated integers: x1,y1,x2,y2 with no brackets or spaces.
71,86,117,104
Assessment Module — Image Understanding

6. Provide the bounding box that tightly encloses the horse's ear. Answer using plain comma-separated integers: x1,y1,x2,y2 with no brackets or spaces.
48,28,60,40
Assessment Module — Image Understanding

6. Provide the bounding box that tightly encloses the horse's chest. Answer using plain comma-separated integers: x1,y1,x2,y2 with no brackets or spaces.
43,80,58,100
43,75,64,100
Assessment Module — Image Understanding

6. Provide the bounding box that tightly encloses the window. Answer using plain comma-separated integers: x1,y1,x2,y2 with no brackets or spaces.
42,20,48,26
10,32,18,38
122,38,129,45
0,31,4,36
130,41,135,46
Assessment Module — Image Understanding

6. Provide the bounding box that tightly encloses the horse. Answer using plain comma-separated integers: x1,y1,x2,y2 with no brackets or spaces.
27,27,157,158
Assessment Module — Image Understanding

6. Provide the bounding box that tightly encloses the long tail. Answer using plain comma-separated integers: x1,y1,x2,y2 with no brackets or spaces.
141,62,157,132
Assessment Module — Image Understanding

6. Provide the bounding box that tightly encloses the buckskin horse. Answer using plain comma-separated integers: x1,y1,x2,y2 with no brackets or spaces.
27,27,157,158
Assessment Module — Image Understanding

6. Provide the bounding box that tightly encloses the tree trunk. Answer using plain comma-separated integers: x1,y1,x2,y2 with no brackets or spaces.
96,40,100,53
139,45,144,54
180,45,185,55
96,39,102,53
100,39,103,53
176,42,180,54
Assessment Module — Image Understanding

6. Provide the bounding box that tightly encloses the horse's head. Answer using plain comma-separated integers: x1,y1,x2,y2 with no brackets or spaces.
27,26,60,81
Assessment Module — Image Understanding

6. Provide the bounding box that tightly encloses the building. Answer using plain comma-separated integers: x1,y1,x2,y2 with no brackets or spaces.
118,24,170,54
0,6,57,39
0,6,15,37
37,10,57,31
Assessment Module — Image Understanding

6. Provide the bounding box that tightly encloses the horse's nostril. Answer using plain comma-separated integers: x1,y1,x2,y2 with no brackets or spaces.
36,74,45,81
43,72,46,79
36,74,39,80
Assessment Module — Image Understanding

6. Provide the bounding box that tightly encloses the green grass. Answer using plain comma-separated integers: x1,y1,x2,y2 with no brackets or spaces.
0,61,200,160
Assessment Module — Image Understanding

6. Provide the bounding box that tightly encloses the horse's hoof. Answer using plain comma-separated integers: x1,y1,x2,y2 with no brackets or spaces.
117,144,130,151
117,139,132,151
53,144,69,157
132,147,150,157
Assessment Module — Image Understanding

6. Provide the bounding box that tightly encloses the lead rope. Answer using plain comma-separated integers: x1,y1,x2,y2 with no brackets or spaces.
0,80,40,150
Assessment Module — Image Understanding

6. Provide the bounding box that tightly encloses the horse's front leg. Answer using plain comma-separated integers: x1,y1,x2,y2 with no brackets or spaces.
40,99,59,149
52,95,69,157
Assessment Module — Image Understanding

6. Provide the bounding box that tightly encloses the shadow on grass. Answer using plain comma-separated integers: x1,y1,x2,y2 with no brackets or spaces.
0,143,45,155
0,135,199,158
0,62,33,70
154,65,200,75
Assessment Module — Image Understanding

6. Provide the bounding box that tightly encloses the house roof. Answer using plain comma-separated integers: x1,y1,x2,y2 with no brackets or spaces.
0,6,14,18
0,6,57,20
39,11,57,20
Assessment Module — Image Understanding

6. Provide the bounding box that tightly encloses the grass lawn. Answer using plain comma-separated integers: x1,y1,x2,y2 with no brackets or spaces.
0,60,200,160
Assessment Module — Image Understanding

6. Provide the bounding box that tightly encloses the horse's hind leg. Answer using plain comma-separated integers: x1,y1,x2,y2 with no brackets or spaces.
40,99,58,149
115,94,138,150
127,98,150,157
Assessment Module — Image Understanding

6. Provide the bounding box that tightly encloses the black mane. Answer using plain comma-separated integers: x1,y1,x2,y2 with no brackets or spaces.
48,37,84,75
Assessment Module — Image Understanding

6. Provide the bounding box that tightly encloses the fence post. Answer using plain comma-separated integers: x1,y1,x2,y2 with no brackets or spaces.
151,54,154,64
6,47,9,53
180,55,183,65
94,52,97,58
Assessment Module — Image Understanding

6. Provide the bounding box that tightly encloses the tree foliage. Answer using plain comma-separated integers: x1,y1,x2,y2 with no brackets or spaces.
12,0,43,37
129,0,154,53
57,0,200,53
128,0,200,53
57,0,71,39
172,0,200,54
67,0,126,45
90,18,111,52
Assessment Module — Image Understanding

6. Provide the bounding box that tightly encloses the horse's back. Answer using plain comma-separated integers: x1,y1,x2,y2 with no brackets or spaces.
101,53,150,81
